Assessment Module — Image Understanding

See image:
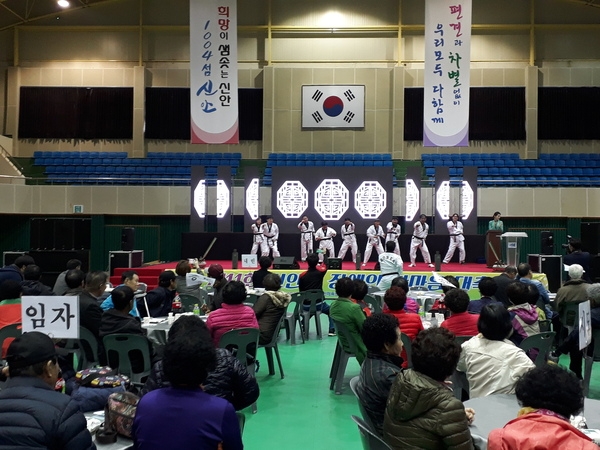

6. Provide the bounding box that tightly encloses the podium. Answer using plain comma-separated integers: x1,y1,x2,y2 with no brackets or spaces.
500,232,528,267
485,230,503,267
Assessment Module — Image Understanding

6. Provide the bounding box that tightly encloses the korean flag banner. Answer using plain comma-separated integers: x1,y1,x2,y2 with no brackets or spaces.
302,85,365,129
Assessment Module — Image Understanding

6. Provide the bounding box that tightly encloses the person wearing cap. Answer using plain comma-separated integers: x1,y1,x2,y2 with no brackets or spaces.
363,219,385,266
206,264,229,312
555,264,590,315
140,271,177,317
0,331,95,449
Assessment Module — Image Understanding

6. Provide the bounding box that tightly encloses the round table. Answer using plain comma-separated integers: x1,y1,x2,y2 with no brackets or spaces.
464,393,600,449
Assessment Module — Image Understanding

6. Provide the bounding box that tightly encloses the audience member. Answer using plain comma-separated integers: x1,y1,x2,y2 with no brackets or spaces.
0,332,95,449
440,289,479,337
493,266,518,308
383,286,424,368
506,282,540,346
458,304,535,398
298,253,335,335
467,277,500,314
384,327,474,450
0,280,23,357
430,275,460,316
351,279,372,317
517,263,552,318
140,271,176,318
206,280,258,346
173,260,203,300
330,277,368,364
206,264,228,311
564,238,592,283
390,276,420,314
252,256,273,289
524,284,546,320
253,273,291,345
52,259,82,296
488,365,597,450
356,313,403,435
0,254,35,284
100,270,140,315
64,269,85,295
141,315,259,410
133,320,243,450
20,265,54,296
555,264,589,314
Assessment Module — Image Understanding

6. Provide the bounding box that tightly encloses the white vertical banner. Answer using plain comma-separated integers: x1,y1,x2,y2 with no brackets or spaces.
190,0,239,144
423,0,472,147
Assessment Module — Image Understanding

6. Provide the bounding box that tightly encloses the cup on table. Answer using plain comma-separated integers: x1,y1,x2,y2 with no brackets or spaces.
435,313,445,324
143,316,151,325
167,312,174,324
425,312,432,321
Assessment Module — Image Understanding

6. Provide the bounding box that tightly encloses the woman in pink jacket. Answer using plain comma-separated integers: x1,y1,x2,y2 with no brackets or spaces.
488,364,597,450
207,281,259,346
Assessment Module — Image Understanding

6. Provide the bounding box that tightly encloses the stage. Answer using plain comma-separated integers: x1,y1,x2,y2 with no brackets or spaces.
111,260,549,300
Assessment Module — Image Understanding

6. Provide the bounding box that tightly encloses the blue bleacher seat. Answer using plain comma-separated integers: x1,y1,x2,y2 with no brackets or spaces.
573,168,583,176
473,158,484,167
306,154,315,161
563,168,573,176
507,153,519,159
541,168,552,176
531,168,542,176
264,168,272,176
505,159,515,167
480,154,492,160
478,168,489,176
383,161,393,167
489,168,500,176
296,154,306,161
343,161,352,166
463,159,474,166
353,154,363,161
362,154,374,161
524,160,536,167
306,161,315,166
372,154,383,161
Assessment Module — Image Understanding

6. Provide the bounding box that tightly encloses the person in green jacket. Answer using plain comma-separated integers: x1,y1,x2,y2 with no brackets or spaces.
330,277,367,364
384,327,475,450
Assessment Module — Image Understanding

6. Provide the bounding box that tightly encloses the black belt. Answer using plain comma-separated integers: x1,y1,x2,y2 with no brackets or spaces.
450,234,462,237
253,233,263,236
320,237,332,240
301,231,313,234
343,233,355,236
412,235,424,240
381,272,398,277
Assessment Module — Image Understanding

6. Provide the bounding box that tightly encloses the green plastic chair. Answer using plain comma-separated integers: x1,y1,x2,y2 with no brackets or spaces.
103,334,152,383
258,314,285,379
284,292,305,345
519,331,556,367
299,289,325,340
400,332,412,369
0,323,22,358
330,320,359,395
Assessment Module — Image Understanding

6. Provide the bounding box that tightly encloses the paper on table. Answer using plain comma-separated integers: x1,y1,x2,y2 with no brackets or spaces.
432,272,458,288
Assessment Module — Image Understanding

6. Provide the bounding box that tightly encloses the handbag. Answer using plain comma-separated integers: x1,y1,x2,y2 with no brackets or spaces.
97,391,140,442
76,366,130,388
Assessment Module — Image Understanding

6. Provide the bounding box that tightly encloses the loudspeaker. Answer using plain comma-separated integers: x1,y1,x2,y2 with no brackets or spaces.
581,222,600,255
540,231,554,255
121,227,135,251
327,258,342,270
273,256,299,269
528,254,563,293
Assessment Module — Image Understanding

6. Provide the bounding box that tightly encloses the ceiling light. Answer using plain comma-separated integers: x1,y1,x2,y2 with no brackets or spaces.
57,0,70,8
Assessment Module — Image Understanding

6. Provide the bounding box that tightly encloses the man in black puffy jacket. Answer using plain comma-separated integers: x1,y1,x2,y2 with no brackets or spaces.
0,332,95,449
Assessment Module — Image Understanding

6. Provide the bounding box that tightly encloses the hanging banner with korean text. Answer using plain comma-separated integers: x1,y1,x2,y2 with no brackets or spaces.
190,0,239,144
21,296,80,339
302,85,365,128
423,0,472,147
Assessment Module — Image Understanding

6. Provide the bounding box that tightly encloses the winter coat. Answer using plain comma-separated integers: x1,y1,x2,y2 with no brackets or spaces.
440,311,480,337
206,303,259,346
467,296,501,314
21,280,55,296
555,278,590,314
488,412,597,450
507,303,539,345
385,309,424,368
357,352,403,435
0,376,95,450
383,369,474,450
330,297,367,364
140,286,176,317
140,348,260,411
253,290,291,345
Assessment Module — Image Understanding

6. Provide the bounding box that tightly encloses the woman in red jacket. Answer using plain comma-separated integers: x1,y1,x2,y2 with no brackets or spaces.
383,286,424,368
440,288,479,337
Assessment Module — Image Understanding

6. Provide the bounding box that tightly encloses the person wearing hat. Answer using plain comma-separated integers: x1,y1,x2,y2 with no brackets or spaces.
555,264,590,315
140,270,177,317
0,332,95,449
206,264,229,312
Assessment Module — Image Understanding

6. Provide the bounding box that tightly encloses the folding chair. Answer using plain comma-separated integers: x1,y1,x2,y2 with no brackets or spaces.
350,376,377,432
258,314,285,379
103,334,152,383
519,331,556,367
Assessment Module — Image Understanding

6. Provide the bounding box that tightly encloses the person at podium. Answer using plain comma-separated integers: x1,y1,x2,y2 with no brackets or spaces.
488,211,504,232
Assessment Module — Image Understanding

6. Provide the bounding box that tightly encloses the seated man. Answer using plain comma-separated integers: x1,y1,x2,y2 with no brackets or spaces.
64,269,85,296
0,254,35,284
384,328,474,450
52,259,81,296
356,313,403,435
555,264,589,314
133,319,243,449
252,256,273,289
440,288,479,337
141,315,259,411
20,265,54,296
299,253,335,336
100,270,140,315
139,271,177,318
330,277,368,364
467,276,500,314
0,332,95,449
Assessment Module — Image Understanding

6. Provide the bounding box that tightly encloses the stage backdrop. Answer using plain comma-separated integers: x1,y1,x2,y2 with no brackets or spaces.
270,166,393,234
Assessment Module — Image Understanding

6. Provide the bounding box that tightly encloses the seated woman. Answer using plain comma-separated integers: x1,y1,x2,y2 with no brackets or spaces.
174,259,204,301
429,275,460,317
356,313,403,436
506,282,539,346
390,276,419,314
488,364,597,450
141,315,259,411
457,303,535,398
133,321,243,449
206,281,259,346
440,288,479,337
253,273,291,345
351,279,372,317
384,286,424,368
384,327,475,450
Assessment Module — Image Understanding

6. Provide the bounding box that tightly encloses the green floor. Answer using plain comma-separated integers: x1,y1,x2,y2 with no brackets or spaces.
242,314,600,450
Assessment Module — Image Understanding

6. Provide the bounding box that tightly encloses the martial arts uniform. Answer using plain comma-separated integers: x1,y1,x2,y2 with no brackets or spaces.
338,222,358,263
314,226,337,263
298,220,315,261
261,222,281,258
409,221,433,266
250,223,263,255
443,220,466,264
363,224,384,264
377,251,403,291
385,222,402,255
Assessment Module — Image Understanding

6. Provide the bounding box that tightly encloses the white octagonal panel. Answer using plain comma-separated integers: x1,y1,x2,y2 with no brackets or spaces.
193,179,206,218
245,178,260,220
277,180,308,218
354,181,386,219
314,179,349,220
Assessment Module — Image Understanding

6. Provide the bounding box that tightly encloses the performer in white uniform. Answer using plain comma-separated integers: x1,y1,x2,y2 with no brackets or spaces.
261,216,280,258
362,219,385,265
443,213,466,264
314,221,337,263
297,215,315,262
250,217,263,256
409,214,434,268
385,217,402,255
377,241,404,291
338,217,358,263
